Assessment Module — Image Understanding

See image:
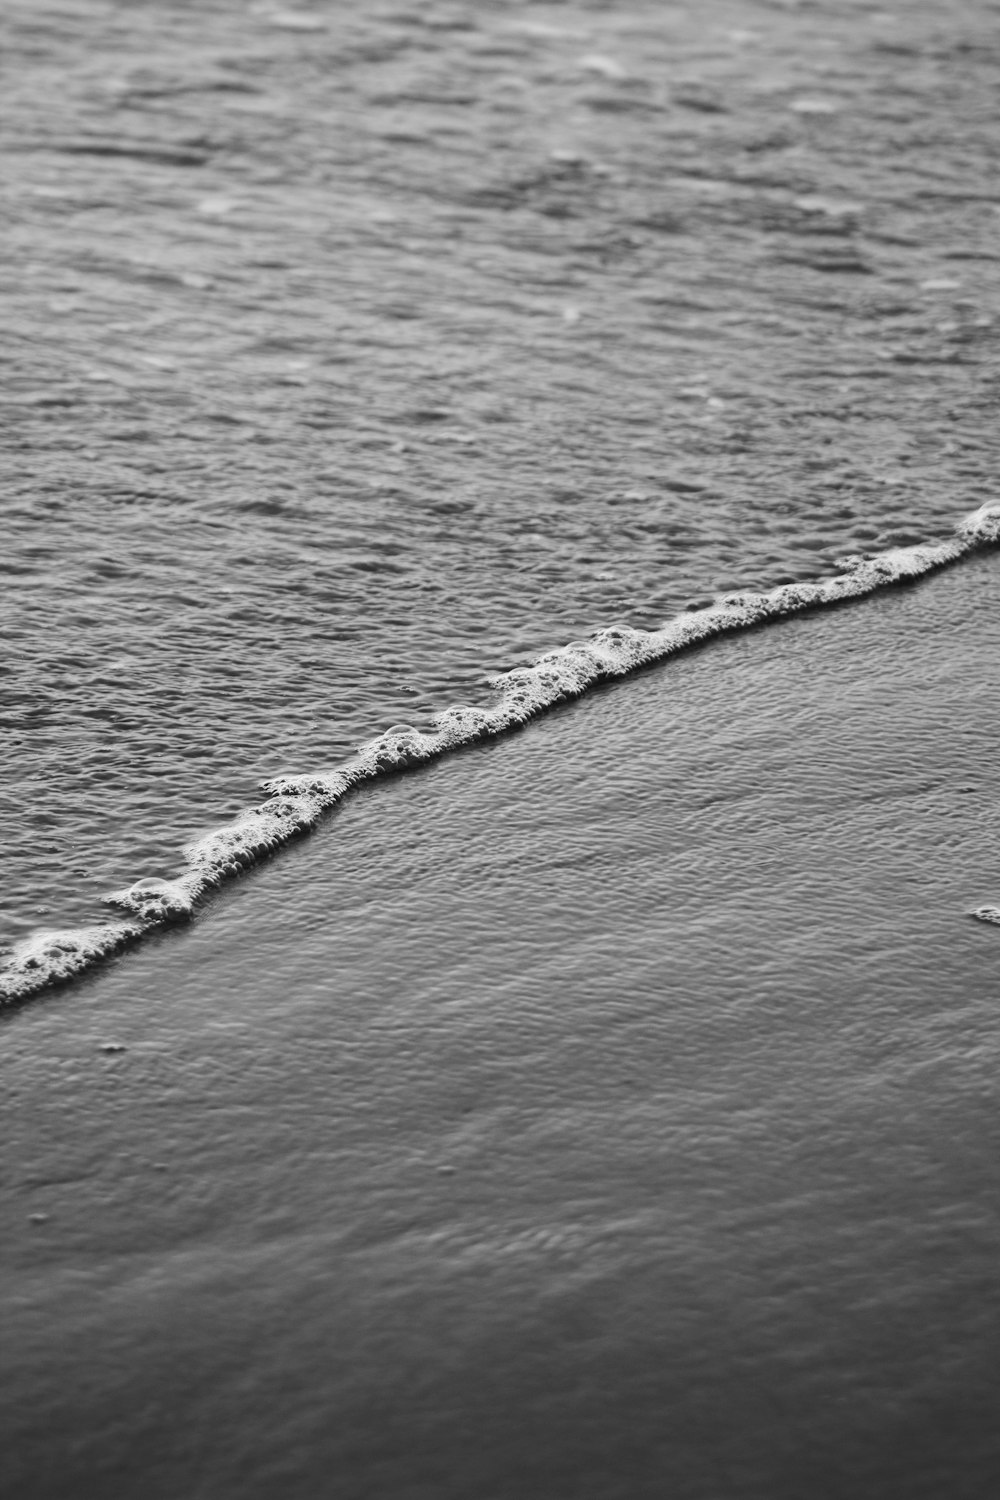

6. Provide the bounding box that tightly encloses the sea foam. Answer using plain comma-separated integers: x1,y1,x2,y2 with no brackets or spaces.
3,502,998,1004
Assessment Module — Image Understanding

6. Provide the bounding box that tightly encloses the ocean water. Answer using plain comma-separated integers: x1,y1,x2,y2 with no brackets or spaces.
4,553,1000,1499
4,0,1000,962
3,1,1000,1495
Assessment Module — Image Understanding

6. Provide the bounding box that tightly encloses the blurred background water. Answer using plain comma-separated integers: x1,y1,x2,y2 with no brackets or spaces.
3,0,1000,940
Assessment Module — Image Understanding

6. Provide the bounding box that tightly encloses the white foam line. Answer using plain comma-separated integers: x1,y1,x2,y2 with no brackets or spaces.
3,502,999,1004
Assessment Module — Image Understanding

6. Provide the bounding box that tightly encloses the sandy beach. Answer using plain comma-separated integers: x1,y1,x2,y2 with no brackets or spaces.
4,551,999,1499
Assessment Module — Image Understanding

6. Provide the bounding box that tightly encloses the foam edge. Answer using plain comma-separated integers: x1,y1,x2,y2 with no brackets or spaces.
3,502,999,1005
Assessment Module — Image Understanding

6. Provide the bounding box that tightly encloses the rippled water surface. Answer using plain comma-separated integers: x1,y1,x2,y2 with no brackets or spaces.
4,6,1000,1495
4,552,1000,1499
3,0,1000,935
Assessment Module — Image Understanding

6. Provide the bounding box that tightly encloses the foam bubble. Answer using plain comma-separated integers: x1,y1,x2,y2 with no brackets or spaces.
183,794,324,877
959,502,1000,546
433,704,504,744
0,920,144,1003
352,725,443,774
258,772,350,804
3,502,998,1004
106,875,200,923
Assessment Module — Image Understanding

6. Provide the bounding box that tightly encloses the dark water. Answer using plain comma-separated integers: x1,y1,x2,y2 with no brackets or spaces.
3,554,1000,1499
3,3,1000,1495
4,0,1000,943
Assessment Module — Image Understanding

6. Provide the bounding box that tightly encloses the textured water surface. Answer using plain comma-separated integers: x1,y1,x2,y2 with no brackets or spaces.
4,552,1000,1500
4,500,998,1003
3,0,1000,941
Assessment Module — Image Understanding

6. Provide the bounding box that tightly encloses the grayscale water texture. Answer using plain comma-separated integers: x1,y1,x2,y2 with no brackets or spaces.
4,553,1000,1500
4,3,1000,1496
3,0,1000,940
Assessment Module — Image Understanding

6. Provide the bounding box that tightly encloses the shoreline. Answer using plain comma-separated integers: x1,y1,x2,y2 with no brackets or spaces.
3,548,1000,1499
4,504,998,1008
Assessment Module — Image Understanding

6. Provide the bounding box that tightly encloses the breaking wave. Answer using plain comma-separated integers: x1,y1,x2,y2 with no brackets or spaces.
3,502,999,1005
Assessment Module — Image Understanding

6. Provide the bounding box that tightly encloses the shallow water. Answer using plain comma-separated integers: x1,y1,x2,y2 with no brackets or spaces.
4,0,1000,941
4,5,1000,1493
3,554,1000,1499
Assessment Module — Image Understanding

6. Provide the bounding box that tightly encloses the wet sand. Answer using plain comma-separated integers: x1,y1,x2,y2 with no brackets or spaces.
4,551,1000,1500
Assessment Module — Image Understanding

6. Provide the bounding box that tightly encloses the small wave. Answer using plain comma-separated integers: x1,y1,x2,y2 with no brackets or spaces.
971,906,1000,927
3,502,999,1005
